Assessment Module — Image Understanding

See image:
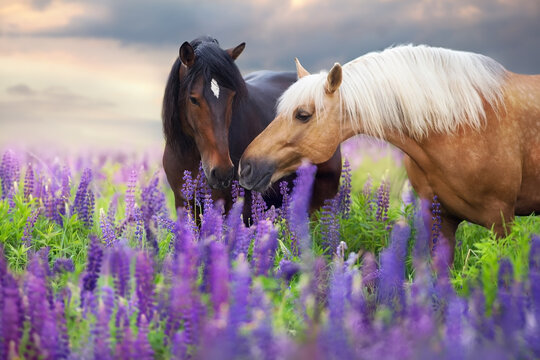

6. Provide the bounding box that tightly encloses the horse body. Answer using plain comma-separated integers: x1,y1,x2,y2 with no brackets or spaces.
239,45,539,262
162,37,341,217
391,72,540,243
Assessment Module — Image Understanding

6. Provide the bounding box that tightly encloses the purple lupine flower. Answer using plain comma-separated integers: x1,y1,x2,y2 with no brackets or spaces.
133,205,144,244
250,284,276,360
225,254,251,357
115,301,130,335
320,197,341,255
109,244,131,298
21,208,40,247
362,174,373,201
279,180,291,222
141,173,167,219
87,189,95,227
23,163,34,199
170,331,188,360
229,256,251,323
400,180,417,210
54,295,70,359
135,251,155,325
251,191,267,225
115,327,134,360
125,169,137,221
107,194,119,226
361,252,378,289
299,256,327,325
141,173,168,252
166,261,190,342
324,261,354,359
72,168,93,223
53,257,75,274
43,187,64,226
200,200,224,241
444,296,466,360
81,235,103,311
94,302,113,360
433,235,453,301
431,195,442,247
172,208,197,258
1,273,24,358
288,162,317,255
223,199,244,258
277,259,300,282
195,162,212,210
26,255,50,352
231,179,245,203
376,222,409,313
100,208,116,247
528,235,540,356
495,258,524,340
529,234,540,318
181,169,195,213
337,158,352,218
375,178,390,222
101,285,116,322
0,150,20,199
468,288,495,340
60,164,71,200
135,315,154,360
252,220,278,276
209,241,229,315
39,307,59,360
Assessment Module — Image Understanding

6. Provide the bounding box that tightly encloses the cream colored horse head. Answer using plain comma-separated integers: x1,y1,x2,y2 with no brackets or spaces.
239,59,351,192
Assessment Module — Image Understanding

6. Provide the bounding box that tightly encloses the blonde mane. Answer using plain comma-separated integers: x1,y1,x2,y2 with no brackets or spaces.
278,45,507,140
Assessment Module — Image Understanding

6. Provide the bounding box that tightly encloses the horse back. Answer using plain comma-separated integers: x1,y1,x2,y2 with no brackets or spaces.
244,71,297,123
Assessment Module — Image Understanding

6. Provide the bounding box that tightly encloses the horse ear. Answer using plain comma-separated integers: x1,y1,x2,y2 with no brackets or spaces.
226,42,246,60
325,63,342,94
295,58,310,79
179,41,195,67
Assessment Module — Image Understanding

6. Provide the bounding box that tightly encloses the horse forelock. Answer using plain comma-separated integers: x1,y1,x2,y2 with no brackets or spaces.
185,40,247,100
278,45,507,140
277,73,328,121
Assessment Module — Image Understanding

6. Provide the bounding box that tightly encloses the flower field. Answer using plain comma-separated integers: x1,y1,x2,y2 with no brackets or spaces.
0,145,539,359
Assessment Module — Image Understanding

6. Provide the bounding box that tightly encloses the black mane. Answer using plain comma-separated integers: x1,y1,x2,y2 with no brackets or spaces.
162,36,247,154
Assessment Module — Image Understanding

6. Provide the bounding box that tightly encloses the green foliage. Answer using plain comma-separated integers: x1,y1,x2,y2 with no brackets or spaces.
0,152,538,356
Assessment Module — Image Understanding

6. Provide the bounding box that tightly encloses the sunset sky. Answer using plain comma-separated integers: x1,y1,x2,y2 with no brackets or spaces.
1,0,539,152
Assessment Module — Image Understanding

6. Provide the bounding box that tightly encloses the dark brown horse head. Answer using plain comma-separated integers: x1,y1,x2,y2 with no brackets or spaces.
164,36,246,189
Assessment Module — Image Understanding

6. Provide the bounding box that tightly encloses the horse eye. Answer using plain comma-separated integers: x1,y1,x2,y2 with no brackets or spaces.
189,96,199,106
295,111,312,123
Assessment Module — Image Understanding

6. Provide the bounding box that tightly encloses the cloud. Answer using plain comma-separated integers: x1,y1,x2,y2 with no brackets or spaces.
6,84,36,96
3,83,115,110
5,0,534,73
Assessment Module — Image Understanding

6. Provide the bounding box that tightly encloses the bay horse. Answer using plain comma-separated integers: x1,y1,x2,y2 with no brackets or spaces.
162,36,342,218
239,45,540,262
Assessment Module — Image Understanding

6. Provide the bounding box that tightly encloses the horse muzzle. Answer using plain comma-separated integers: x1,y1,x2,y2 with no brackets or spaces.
207,166,235,190
238,158,276,192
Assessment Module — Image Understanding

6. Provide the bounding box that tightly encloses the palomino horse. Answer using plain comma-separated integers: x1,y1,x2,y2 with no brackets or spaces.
162,36,341,217
239,45,540,262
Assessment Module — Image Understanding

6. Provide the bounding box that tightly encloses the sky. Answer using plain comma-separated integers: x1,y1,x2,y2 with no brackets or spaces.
1,0,539,152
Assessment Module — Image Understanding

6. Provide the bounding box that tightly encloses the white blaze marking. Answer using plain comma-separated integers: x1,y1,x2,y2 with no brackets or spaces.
210,78,220,99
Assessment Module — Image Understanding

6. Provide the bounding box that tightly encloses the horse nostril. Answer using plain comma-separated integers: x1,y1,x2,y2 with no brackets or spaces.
240,161,252,179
